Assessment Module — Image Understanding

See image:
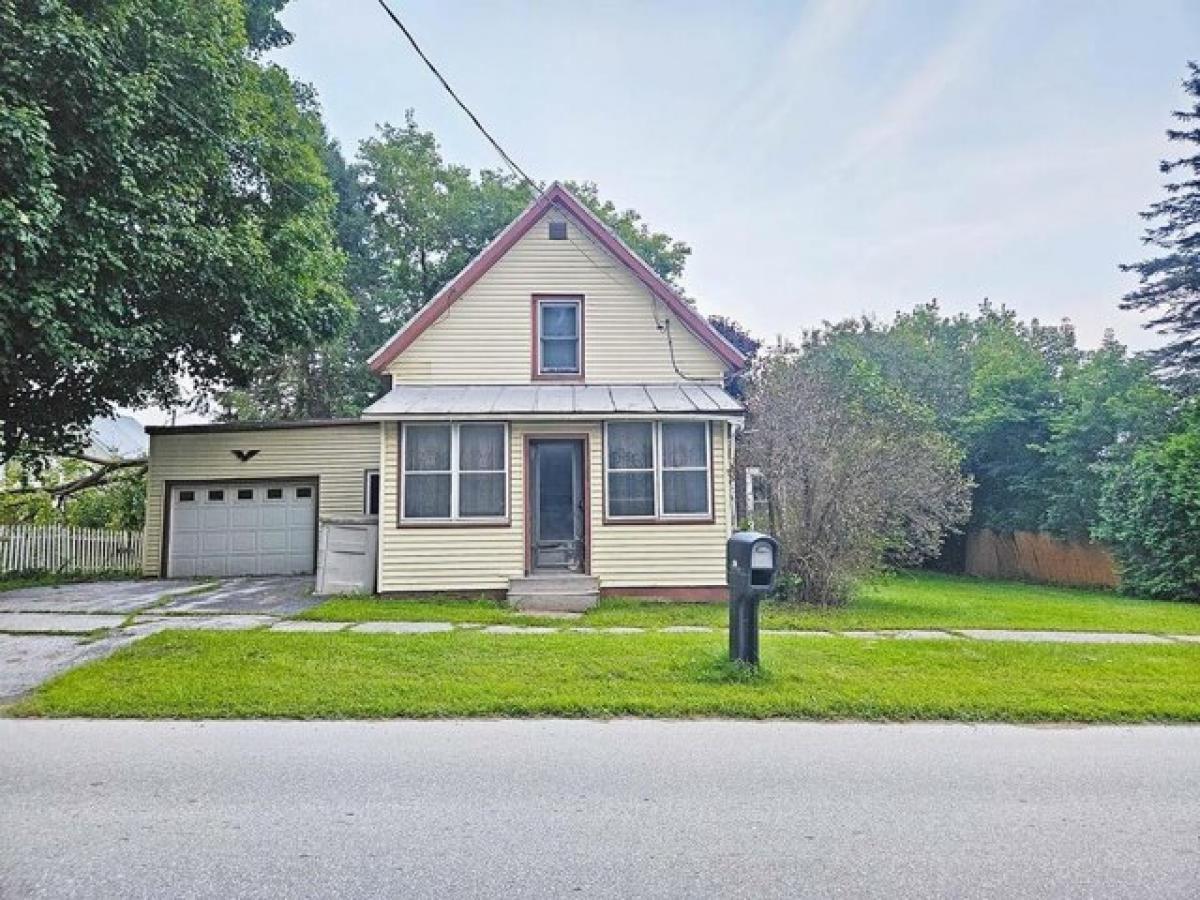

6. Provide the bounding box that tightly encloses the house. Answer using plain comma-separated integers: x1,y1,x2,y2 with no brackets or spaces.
141,184,747,605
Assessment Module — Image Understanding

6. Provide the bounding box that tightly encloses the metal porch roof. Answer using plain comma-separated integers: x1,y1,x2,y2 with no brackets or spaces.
361,383,743,419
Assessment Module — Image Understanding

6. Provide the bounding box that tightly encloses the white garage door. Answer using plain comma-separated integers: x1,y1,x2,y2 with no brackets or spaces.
167,482,317,578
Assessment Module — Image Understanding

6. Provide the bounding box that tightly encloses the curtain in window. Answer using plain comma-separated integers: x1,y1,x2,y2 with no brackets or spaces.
459,424,505,517
661,422,708,515
607,422,655,517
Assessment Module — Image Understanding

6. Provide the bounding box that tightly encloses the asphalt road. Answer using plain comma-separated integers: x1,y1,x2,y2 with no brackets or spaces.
1,720,1197,899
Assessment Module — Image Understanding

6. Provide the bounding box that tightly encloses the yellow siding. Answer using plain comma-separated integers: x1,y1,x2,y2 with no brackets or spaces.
593,422,733,589
377,420,733,593
384,208,726,384
143,424,380,576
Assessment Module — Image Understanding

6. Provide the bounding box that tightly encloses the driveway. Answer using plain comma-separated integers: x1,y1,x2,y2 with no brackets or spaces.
0,576,320,700
2,720,1198,899
0,575,318,616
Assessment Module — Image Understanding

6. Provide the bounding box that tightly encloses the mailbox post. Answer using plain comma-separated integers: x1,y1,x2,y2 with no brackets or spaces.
726,531,780,666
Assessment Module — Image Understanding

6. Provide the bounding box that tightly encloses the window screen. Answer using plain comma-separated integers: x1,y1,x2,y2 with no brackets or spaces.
404,424,452,518
538,300,580,375
661,422,709,516
606,422,655,517
402,424,507,521
458,424,505,518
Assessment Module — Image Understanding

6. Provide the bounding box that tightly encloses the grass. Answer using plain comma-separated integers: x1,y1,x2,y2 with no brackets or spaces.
11,628,1200,722
297,572,1200,634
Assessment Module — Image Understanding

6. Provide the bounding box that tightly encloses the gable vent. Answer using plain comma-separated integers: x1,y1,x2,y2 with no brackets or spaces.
548,220,568,241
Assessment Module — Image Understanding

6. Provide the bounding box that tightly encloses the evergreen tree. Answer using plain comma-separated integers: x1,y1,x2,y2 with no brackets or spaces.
1121,62,1200,391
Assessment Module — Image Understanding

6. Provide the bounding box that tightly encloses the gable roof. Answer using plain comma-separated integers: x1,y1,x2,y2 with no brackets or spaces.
367,182,747,375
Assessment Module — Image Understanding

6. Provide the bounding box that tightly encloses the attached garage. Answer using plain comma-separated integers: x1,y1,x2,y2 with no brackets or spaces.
166,480,317,578
142,420,381,578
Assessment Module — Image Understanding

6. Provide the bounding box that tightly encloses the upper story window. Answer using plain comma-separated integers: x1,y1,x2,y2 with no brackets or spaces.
534,295,583,379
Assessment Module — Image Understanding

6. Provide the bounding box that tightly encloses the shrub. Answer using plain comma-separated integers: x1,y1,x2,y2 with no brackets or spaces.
743,345,972,605
1095,406,1200,600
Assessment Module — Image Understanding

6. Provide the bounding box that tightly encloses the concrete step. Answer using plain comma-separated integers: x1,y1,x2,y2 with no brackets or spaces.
507,591,598,613
509,575,599,595
507,575,599,612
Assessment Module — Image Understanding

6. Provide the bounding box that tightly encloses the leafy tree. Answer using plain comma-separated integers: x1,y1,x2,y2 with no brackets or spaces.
1121,61,1200,390
0,0,349,463
1095,403,1200,600
800,302,1078,533
1039,333,1172,537
956,311,1061,532
742,344,972,604
1,459,145,529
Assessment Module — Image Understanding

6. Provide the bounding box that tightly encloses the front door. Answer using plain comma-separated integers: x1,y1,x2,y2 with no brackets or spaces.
530,439,585,572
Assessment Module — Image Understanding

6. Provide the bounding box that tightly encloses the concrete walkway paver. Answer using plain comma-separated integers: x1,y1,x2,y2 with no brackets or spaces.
957,629,1173,644
350,621,454,634
270,621,349,633
125,615,277,637
0,613,127,634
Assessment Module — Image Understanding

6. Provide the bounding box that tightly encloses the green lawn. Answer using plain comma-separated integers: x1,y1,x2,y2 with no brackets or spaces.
297,572,1200,634
12,628,1200,722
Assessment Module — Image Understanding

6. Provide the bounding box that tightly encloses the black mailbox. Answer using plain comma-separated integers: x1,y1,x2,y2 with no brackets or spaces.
727,531,780,666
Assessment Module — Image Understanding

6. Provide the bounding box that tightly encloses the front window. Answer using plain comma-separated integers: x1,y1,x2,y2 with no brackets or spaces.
401,423,507,522
606,422,656,517
605,421,711,520
536,297,581,376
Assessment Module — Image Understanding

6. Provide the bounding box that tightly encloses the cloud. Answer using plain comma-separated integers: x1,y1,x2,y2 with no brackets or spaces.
725,0,874,138
837,3,1006,172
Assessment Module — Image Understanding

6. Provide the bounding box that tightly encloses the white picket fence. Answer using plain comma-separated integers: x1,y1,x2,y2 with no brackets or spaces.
0,524,144,576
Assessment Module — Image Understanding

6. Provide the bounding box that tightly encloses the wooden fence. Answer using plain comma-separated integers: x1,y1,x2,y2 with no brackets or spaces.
964,529,1118,589
0,525,144,576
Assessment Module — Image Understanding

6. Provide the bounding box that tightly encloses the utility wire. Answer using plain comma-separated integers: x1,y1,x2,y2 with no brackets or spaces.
564,231,713,382
374,0,541,196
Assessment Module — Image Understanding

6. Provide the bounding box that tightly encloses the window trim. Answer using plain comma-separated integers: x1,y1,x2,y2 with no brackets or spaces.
398,422,510,527
363,469,380,517
531,294,585,381
602,420,714,524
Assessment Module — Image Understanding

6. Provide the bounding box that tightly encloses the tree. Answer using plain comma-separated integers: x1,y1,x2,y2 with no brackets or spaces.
1094,402,1200,600
799,302,1078,534
1038,333,1172,537
742,344,972,604
0,0,349,463
1121,61,1200,390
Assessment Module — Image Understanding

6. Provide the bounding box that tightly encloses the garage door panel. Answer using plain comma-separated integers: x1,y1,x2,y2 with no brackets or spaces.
201,507,230,529
168,481,316,578
201,532,231,553
229,507,261,528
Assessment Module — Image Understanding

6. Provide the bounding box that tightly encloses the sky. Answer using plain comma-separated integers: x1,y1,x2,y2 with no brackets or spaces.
267,0,1199,354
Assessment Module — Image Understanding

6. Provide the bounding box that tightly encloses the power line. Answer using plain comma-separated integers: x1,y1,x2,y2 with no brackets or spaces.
374,0,541,196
